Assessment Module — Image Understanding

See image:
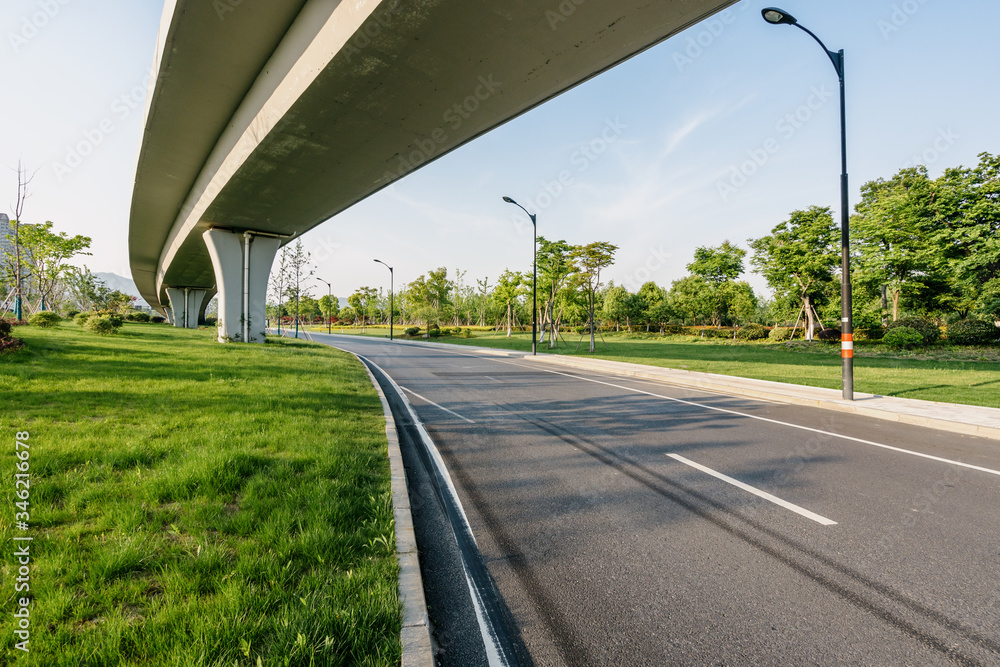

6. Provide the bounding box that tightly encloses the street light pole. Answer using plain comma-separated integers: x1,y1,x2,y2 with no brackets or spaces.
317,277,332,334
762,7,853,400
374,259,394,341
502,196,537,355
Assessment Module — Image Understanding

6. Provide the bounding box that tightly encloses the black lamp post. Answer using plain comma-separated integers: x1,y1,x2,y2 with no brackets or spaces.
762,7,854,401
317,277,332,334
502,196,537,355
374,259,394,341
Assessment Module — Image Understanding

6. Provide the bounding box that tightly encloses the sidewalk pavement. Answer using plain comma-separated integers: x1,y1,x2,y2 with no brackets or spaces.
388,338,1000,442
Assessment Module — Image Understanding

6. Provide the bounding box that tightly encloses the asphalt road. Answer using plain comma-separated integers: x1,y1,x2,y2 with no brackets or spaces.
309,333,1000,665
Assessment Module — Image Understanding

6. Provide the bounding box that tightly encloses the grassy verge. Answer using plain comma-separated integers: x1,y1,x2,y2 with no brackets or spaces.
0,322,400,666
398,330,1000,408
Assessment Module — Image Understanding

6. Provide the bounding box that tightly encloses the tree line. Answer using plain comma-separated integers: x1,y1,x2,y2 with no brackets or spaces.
272,151,999,344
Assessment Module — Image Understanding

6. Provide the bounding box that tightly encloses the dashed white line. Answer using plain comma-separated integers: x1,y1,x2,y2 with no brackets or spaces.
668,453,838,526
400,386,476,424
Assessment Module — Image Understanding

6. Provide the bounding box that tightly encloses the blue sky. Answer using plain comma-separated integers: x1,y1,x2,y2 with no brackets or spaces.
2,0,999,301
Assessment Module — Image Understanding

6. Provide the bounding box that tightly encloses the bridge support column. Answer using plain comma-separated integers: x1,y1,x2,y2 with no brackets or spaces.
165,288,207,328
164,307,173,325
203,228,280,343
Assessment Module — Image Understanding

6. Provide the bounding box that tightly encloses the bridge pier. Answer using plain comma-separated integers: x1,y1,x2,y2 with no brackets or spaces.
165,287,208,329
203,228,280,343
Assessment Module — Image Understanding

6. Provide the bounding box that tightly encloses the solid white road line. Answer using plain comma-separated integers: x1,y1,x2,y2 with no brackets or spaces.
513,364,1000,478
668,453,838,526
400,386,476,424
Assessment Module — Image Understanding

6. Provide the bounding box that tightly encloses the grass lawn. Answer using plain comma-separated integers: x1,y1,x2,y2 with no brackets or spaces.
0,322,400,666
376,329,1000,409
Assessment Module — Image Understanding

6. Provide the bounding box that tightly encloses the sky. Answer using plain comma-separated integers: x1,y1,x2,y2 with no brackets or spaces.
3,0,1000,303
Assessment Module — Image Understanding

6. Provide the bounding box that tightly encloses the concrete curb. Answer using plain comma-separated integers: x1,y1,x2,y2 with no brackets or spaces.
354,353,434,667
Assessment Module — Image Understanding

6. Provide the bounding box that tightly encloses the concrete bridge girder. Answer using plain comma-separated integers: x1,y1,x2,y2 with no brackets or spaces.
129,0,738,339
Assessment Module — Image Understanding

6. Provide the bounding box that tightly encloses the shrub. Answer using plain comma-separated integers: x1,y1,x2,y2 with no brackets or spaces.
947,319,998,346
816,328,841,343
0,320,11,338
132,312,151,323
735,323,768,341
84,314,122,336
151,315,166,324
64,309,80,319
855,325,885,341
886,317,940,345
882,326,923,350
769,327,797,342
405,326,421,337
204,316,216,326
29,311,61,328
74,312,93,326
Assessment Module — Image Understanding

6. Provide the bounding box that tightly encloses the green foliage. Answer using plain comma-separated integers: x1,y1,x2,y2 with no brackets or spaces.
151,314,166,324
0,320,11,338
947,319,998,345
768,327,804,342
886,317,940,345
882,326,924,349
687,240,746,284
64,308,80,319
29,310,62,328
74,311,93,326
750,206,839,332
736,323,768,341
853,311,886,341
126,311,151,323
84,314,123,336
852,166,947,318
404,326,421,337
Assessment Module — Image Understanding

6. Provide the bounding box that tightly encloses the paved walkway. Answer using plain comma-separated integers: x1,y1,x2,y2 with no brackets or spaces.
385,338,1000,442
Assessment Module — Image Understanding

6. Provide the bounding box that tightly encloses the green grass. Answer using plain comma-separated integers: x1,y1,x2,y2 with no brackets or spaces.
390,329,1000,408
0,323,400,666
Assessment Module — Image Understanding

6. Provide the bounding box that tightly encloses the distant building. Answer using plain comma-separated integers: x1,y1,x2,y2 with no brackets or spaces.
0,214,12,259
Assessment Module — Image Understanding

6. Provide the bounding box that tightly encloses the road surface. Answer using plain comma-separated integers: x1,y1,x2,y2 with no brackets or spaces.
305,333,1000,665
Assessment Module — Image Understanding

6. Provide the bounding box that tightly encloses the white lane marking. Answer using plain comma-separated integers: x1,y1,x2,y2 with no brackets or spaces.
400,386,476,424
505,363,1000,478
484,376,503,383
668,454,838,526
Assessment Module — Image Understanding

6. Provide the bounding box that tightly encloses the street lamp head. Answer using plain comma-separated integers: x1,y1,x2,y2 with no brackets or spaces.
502,196,516,204
762,7,797,25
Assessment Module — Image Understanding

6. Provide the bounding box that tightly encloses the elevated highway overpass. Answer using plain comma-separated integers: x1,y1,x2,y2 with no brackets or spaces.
129,0,736,341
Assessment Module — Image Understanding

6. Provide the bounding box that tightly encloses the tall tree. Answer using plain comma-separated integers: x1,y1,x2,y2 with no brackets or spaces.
19,221,91,310
687,240,747,326
687,240,746,285
851,167,945,320
668,275,713,326
933,152,1000,315
491,269,525,337
536,237,574,346
284,239,314,338
348,286,379,330
5,161,37,320
268,246,293,333
408,267,452,333
571,241,618,352
750,206,840,340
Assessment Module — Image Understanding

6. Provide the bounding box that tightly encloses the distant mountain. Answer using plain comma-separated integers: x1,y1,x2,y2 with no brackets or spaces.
95,273,150,309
